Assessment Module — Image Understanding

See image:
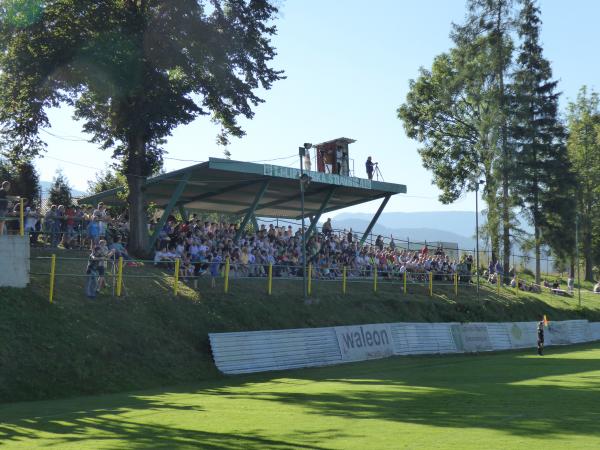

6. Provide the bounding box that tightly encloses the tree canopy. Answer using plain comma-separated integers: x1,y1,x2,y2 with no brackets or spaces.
0,0,283,254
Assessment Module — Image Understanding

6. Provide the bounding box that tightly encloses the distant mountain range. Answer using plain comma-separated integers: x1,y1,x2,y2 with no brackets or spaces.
327,212,480,250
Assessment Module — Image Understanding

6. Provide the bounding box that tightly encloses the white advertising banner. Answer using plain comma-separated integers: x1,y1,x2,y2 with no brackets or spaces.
590,323,600,341
546,321,571,345
334,324,394,362
452,323,493,352
507,322,537,348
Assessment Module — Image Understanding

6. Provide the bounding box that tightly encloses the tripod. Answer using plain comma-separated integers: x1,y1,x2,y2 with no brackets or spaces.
374,164,384,181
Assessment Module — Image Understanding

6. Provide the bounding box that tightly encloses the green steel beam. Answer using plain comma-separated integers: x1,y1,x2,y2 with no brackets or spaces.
360,194,391,245
292,193,386,220
148,171,191,251
244,185,334,213
234,180,270,242
177,179,264,206
306,187,336,238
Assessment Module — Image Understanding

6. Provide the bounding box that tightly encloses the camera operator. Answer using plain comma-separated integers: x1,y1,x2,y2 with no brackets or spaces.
365,156,377,180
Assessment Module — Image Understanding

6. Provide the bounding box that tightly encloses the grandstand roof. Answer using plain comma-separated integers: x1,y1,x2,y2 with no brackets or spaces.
78,157,407,219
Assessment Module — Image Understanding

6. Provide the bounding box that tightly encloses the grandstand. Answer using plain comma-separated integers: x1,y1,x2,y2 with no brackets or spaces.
79,157,407,252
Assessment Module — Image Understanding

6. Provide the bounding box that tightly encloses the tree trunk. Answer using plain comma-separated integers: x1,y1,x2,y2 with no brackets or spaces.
127,173,148,257
534,225,541,285
126,135,149,258
584,216,594,282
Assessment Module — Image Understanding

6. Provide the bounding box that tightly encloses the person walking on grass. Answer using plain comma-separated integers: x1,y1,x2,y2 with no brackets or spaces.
537,319,545,356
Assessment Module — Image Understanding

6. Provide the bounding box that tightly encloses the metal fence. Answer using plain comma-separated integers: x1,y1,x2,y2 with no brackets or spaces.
32,254,554,303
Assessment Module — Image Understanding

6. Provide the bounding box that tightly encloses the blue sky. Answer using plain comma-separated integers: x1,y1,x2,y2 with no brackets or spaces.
37,0,599,215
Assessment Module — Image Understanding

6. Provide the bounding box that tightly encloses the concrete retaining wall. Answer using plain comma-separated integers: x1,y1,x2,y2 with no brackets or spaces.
0,235,29,288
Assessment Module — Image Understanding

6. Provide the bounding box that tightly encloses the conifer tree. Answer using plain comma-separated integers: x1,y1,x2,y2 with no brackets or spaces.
49,170,73,207
510,0,574,284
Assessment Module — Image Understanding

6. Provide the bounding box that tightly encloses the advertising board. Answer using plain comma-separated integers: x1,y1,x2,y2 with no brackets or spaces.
334,324,394,362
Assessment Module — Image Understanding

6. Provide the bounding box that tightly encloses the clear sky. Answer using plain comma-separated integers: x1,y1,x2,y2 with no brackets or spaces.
36,0,600,215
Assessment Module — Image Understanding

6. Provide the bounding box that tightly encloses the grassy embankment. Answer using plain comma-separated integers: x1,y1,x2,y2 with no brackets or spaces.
1,248,599,403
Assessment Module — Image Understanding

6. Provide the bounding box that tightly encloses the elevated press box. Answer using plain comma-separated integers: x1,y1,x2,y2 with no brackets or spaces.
314,137,355,176
0,235,30,288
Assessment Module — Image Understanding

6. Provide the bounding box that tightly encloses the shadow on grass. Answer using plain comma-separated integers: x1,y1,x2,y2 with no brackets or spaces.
2,346,600,448
209,344,600,439
0,393,334,449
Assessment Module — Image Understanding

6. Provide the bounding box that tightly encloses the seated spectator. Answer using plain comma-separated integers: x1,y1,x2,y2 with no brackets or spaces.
109,236,133,261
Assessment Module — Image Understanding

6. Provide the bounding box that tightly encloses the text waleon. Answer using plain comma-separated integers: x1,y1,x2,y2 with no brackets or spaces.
340,326,390,349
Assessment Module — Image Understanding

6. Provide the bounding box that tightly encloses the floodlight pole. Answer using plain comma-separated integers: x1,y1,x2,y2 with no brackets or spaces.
299,146,308,300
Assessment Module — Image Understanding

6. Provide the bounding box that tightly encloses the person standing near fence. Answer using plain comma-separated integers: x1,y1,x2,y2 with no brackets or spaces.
86,246,101,299
0,181,10,235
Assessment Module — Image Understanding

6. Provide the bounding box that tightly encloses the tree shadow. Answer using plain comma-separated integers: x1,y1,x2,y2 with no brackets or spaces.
0,392,339,449
205,345,600,439
2,347,600,447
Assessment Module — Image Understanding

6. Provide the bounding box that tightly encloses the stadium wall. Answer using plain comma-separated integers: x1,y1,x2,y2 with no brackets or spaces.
0,235,29,288
209,320,600,375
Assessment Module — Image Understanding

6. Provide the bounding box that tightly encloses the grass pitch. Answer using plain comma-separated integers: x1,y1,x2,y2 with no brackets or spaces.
2,343,600,449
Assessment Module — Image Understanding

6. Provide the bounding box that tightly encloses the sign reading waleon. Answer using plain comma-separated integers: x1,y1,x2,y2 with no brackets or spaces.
334,324,394,362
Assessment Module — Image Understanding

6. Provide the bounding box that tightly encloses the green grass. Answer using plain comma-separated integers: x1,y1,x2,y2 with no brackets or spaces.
1,343,600,449
1,248,600,403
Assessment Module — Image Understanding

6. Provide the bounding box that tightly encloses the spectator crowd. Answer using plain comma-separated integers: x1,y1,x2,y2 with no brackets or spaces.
152,215,475,284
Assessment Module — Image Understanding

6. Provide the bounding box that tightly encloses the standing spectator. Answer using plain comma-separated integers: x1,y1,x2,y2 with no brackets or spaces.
43,205,57,245
54,205,66,247
209,251,222,288
63,204,76,249
85,246,102,299
322,218,333,237
87,216,101,248
93,202,108,239
375,235,384,251
0,181,16,235
365,156,375,180
567,276,574,294
24,205,40,245
304,152,311,171
95,239,114,293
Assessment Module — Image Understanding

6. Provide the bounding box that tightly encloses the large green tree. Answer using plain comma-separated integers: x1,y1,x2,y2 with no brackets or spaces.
510,0,574,284
567,87,600,282
0,0,283,255
398,0,515,266
453,0,516,281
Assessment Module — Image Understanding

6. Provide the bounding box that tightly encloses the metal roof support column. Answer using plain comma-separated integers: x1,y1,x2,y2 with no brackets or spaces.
360,194,391,245
306,187,336,238
234,180,270,242
147,172,191,251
